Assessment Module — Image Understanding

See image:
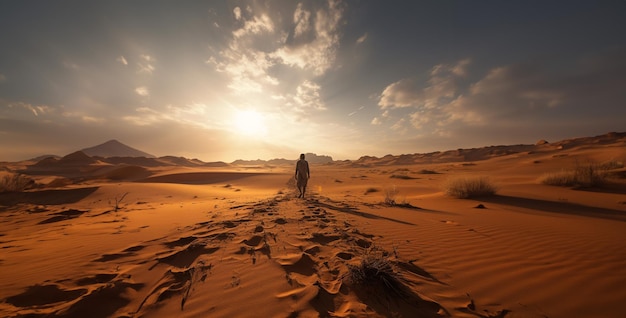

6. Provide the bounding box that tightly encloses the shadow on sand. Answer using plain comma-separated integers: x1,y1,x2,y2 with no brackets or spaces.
0,187,99,207
312,197,416,226
481,195,626,222
138,172,266,185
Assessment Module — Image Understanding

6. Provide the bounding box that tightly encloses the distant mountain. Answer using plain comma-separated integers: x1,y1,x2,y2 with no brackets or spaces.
353,131,626,166
232,153,333,165
29,154,61,161
59,151,98,165
81,140,155,158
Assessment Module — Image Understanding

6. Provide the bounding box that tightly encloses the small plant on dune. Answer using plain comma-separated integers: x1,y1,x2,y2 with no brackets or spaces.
346,248,407,297
0,173,37,193
541,161,608,188
390,174,416,180
444,176,497,199
110,192,129,212
599,160,624,171
383,185,398,205
364,187,379,195
418,169,438,174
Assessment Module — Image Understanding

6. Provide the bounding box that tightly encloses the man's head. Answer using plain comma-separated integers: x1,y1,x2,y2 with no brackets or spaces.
300,153,305,160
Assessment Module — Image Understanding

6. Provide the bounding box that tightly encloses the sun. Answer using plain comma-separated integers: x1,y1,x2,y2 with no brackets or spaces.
233,110,268,136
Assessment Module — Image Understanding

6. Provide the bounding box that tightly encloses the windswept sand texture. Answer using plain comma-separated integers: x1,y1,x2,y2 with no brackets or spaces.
1,133,626,317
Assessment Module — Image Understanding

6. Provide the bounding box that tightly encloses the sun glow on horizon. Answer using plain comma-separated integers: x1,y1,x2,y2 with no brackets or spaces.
233,110,268,137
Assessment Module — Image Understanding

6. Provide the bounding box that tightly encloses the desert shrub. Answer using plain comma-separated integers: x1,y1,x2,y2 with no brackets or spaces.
0,173,36,192
347,249,406,296
364,187,379,195
384,185,398,205
541,162,607,188
417,169,438,174
599,160,624,170
390,174,416,180
444,176,497,199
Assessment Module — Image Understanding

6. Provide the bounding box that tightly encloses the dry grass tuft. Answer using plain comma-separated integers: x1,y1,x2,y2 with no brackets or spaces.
384,185,398,205
444,176,497,199
541,162,609,188
347,249,407,296
390,174,417,180
0,173,37,193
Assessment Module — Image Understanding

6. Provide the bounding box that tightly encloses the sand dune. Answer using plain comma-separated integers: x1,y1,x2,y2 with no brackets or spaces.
1,133,625,317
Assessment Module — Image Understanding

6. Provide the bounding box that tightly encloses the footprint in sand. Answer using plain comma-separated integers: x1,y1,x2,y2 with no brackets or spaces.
93,244,147,262
4,284,87,307
38,209,88,224
152,244,219,269
164,236,197,248
75,273,118,285
277,253,318,276
308,233,341,245
354,238,372,248
335,251,353,260
241,235,264,247
274,217,287,225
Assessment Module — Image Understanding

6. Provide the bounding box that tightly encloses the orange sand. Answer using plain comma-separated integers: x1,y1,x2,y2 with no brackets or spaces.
1,134,625,317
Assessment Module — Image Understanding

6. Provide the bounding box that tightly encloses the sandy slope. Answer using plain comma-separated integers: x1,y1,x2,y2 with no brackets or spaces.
1,139,625,317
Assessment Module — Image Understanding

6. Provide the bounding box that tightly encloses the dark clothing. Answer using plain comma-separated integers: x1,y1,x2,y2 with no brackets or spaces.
295,159,310,190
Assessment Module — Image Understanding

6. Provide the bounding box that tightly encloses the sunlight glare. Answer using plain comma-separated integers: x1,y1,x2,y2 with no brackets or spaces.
233,110,268,136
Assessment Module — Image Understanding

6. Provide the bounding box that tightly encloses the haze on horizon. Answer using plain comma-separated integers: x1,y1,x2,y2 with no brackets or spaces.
1,1,625,162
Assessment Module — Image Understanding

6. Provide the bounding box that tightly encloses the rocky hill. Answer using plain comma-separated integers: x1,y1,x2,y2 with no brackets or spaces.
81,140,155,158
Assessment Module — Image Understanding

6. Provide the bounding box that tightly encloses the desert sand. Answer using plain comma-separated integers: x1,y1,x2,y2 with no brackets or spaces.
1,133,625,318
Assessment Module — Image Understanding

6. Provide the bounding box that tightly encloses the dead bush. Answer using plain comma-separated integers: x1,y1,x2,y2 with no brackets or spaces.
444,176,497,199
0,173,37,193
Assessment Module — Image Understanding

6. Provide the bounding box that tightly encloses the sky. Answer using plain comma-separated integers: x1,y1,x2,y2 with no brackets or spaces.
1,1,625,162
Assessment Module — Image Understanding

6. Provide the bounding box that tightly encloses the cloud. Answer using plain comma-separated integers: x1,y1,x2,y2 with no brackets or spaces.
391,118,407,133
62,111,106,123
135,86,149,97
271,0,344,75
8,102,53,116
378,78,422,109
122,102,222,131
348,105,364,116
292,80,325,111
209,6,279,95
123,107,164,126
378,59,470,110
371,117,381,125
137,54,156,74
293,3,312,38
207,0,345,121
116,55,128,66
277,80,326,116
445,63,570,125
377,51,626,138
446,53,626,127
233,13,274,38
62,60,79,70
214,50,278,93
356,33,367,45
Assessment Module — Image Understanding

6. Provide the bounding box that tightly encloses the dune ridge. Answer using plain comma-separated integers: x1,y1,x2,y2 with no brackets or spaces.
1,132,625,317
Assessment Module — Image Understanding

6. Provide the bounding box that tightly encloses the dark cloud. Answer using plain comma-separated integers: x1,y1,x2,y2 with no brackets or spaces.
448,50,626,126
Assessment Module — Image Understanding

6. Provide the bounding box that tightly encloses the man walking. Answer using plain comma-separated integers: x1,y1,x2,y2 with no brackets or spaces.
295,153,310,198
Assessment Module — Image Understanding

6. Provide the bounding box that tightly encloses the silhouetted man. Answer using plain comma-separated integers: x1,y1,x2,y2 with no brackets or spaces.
295,153,310,198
